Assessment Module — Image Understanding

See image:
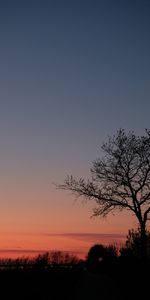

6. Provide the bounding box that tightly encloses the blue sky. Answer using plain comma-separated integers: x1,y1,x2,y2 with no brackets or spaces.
0,0,150,171
0,0,150,255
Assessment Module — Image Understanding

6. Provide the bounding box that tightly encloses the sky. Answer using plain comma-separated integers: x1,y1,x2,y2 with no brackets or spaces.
0,0,150,258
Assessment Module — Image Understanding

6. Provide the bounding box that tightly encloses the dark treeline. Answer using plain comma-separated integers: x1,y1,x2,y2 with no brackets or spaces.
0,229,149,299
1,227,150,270
0,250,80,269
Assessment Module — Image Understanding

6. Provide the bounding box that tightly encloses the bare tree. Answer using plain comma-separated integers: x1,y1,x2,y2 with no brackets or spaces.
58,129,150,260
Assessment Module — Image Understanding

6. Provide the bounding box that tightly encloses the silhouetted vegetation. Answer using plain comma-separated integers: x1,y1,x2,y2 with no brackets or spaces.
0,251,82,299
86,244,117,272
58,129,150,261
120,228,150,261
0,251,80,269
0,239,149,300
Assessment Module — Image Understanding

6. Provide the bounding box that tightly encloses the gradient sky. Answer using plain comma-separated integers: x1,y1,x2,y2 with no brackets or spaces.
0,0,150,258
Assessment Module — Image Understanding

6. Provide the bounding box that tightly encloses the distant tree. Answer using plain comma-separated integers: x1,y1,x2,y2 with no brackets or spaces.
58,129,150,260
49,251,78,265
34,251,79,267
87,244,117,271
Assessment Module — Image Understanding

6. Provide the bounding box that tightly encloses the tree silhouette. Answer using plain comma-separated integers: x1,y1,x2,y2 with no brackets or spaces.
87,244,117,271
58,129,150,260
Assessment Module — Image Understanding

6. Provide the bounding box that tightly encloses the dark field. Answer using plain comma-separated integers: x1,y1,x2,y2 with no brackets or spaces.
0,262,148,300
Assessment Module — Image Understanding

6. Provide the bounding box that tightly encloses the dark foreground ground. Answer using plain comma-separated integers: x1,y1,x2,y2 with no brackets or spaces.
0,262,148,299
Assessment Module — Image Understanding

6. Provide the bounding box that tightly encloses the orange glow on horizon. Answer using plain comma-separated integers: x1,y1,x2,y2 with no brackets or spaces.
0,232,126,259
0,176,136,260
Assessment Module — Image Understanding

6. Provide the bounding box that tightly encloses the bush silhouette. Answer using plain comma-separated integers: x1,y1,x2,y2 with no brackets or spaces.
86,244,117,272
120,228,150,261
